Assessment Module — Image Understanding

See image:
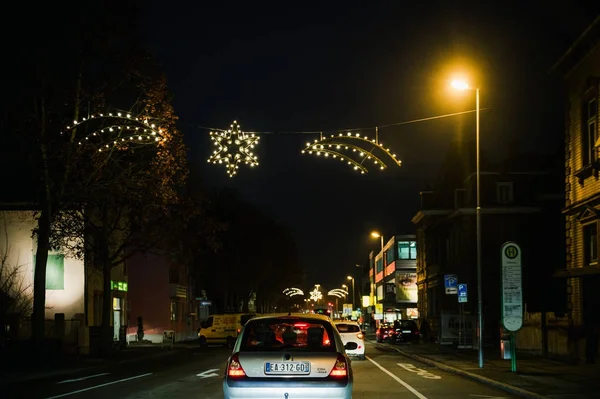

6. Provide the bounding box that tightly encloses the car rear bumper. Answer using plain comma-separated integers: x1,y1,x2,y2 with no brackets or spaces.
223,378,352,398
345,347,365,356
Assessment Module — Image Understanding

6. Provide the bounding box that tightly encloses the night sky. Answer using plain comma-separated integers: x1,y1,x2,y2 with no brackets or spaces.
141,2,596,288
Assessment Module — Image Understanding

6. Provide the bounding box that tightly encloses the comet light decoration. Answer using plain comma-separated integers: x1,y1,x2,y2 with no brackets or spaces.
283,287,304,297
207,120,260,178
328,288,348,298
60,112,167,152
309,286,323,302
301,130,401,174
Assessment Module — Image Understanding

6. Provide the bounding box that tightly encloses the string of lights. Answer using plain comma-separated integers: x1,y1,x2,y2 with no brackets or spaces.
301,130,402,174
200,108,489,177
60,112,167,152
196,108,488,136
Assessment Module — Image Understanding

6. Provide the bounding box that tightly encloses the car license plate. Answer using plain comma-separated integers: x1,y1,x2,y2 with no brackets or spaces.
402,330,411,333
265,361,310,374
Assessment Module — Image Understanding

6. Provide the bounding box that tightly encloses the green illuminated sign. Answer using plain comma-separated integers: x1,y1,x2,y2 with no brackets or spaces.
111,280,128,292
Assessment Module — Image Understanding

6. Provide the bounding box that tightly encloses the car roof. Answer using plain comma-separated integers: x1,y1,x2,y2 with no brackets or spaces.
249,313,332,322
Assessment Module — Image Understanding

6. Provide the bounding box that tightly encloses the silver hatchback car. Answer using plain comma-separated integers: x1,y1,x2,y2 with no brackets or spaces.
223,313,357,399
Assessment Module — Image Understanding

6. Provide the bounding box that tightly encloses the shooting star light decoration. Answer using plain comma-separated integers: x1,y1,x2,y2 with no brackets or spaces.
327,289,348,298
283,288,305,297
207,120,260,177
301,129,401,174
61,112,167,152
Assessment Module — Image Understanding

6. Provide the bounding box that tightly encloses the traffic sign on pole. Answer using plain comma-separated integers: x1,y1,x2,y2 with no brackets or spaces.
501,242,523,332
501,241,522,373
458,283,468,303
444,274,458,294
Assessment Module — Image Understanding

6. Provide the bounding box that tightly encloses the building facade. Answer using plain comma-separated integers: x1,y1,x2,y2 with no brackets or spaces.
127,251,197,343
370,235,418,324
412,140,565,350
554,15,600,363
0,208,129,353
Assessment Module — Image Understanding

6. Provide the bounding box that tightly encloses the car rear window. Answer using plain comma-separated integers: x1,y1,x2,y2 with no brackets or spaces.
396,320,417,329
336,323,360,333
240,317,336,352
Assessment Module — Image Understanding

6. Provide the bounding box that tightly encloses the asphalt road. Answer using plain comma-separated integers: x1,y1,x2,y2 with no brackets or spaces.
3,342,518,399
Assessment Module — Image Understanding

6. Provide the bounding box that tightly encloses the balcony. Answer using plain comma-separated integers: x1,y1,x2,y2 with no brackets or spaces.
169,283,187,299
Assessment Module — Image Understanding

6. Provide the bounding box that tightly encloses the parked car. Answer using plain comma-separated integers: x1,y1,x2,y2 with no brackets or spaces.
375,323,395,343
334,320,365,360
391,319,420,344
198,313,256,348
223,313,356,399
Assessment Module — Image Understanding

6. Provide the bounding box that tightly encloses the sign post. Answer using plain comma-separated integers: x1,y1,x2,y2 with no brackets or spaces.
501,241,523,372
457,284,469,348
457,284,468,303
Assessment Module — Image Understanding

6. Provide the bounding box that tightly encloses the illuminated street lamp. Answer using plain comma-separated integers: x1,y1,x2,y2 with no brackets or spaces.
451,78,483,369
370,231,384,250
347,276,355,310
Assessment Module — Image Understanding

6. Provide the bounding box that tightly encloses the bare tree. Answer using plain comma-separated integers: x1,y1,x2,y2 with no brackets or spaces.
0,214,33,344
46,75,189,351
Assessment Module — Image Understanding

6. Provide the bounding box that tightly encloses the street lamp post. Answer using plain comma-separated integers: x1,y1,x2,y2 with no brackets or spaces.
451,79,483,368
370,231,384,250
347,276,355,311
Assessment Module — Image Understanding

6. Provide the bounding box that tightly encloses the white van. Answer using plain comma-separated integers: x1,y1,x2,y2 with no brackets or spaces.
198,313,256,348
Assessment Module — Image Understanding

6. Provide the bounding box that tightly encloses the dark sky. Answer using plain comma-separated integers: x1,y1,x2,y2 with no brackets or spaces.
141,1,598,289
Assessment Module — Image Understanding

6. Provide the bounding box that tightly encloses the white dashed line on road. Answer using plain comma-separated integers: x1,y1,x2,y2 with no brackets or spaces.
45,373,153,399
57,373,110,384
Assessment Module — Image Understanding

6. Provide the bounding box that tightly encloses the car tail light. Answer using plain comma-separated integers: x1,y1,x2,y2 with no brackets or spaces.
329,354,348,377
356,332,364,340
227,353,246,377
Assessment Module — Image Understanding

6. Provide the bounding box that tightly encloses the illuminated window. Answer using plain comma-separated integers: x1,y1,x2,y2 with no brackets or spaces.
398,241,417,260
170,301,177,321
385,248,395,264
33,254,65,290
376,258,383,273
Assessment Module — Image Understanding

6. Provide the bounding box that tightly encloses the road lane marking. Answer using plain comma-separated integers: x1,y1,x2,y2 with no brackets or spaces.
397,363,442,379
366,356,428,399
196,369,220,378
44,373,153,399
57,373,110,384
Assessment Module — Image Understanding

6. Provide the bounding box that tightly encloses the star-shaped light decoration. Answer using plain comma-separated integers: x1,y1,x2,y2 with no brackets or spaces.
207,120,260,177
309,286,323,302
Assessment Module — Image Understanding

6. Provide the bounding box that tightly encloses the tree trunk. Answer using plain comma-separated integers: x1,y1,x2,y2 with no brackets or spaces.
32,209,51,341
100,205,113,353
32,95,51,342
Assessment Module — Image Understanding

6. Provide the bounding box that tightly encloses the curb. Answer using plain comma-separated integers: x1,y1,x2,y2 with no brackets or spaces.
369,340,550,399
0,346,188,385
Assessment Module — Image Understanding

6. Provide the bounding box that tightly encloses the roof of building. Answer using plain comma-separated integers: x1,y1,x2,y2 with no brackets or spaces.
550,14,600,77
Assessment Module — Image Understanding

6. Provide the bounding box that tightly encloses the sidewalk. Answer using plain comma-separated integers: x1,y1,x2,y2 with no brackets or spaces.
0,342,199,385
366,334,600,399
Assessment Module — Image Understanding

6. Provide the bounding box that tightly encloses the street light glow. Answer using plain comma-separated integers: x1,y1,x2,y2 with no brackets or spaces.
370,231,381,238
347,276,352,280
451,79,470,91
